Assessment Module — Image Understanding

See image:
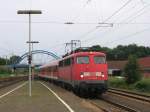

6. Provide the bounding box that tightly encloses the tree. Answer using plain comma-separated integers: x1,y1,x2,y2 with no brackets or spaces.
123,55,142,84
0,57,6,65
9,55,21,64
89,44,150,60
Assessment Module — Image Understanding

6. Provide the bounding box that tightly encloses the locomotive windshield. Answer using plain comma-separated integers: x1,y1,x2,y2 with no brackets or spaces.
94,56,106,64
77,56,89,64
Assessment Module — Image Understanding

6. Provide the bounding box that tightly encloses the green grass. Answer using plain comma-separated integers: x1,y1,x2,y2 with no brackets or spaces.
0,74,15,78
134,79,150,93
108,76,150,94
108,77,128,89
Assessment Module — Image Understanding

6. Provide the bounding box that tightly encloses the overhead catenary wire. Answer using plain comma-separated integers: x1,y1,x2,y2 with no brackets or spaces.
99,3,150,45
82,0,144,43
0,20,150,25
77,0,133,42
83,1,150,46
1,0,148,57
0,20,112,25
126,7,150,23
121,3,150,23
109,0,142,22
57,0,134,44
103,0,133,22
103,27,150,45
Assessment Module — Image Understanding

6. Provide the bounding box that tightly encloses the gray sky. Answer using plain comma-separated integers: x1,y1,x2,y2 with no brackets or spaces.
0,0,150,57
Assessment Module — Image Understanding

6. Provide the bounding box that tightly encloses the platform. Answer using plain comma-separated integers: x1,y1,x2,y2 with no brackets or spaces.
0,81,104,112
0,81,71,112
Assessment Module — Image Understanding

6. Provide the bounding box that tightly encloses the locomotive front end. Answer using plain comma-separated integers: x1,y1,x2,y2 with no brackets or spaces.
74,52,108,95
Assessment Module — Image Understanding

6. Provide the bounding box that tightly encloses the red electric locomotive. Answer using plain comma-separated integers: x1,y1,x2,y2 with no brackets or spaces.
38,51,108,96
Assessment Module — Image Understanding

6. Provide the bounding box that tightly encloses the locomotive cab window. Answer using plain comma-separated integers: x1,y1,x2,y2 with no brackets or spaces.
77,56,89,64
94,56,106,64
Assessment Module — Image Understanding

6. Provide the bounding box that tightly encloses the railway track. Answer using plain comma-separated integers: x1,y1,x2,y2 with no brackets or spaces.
90,100,138,112
87,88,150,112
0,76,27,89
108,88,150,103
88,96,139,112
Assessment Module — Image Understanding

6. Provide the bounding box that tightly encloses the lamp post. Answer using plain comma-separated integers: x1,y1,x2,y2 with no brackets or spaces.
27,41,39,80
17,10,42,97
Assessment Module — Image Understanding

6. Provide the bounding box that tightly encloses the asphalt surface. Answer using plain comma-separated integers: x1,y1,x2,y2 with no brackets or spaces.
0,81,103,112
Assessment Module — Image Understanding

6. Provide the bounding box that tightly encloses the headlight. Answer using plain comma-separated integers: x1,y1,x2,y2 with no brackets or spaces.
80,75,84,78
102,74,105,77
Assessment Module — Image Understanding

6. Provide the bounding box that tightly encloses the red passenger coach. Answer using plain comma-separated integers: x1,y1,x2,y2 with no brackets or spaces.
38,61,59,80
38,51,108,96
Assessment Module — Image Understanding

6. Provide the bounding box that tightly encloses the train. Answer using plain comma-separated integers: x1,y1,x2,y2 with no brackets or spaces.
38,51,108,96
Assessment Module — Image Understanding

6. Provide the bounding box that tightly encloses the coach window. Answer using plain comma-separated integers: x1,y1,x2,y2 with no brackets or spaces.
94,56,106,64
48,67,51,72
77,56,89,64
71,58,74,64
64,58,71,66
59,61,64,67
54,66,57,72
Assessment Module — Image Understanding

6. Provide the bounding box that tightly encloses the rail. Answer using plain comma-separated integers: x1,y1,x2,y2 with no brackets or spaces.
108,88,150,103
0,76,27,89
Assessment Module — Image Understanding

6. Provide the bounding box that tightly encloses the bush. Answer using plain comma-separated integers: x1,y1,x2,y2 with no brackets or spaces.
123,55,142,84
134,79,150,92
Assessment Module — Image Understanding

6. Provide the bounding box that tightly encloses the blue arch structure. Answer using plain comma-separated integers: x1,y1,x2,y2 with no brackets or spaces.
11,50,61,67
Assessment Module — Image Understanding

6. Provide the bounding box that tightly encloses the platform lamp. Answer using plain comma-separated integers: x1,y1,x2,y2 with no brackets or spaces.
17,10,42,97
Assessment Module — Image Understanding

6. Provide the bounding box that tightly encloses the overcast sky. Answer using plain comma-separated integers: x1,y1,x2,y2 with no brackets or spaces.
0,0,150,57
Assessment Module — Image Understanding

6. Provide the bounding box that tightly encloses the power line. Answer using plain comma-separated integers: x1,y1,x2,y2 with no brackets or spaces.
84,21,150,46
76,0,133,42
111,1,140,22
76,26,99,40
103,27,150,45
0,20,113,25
114,22,150,25
127,8,150,22
84,1,150,45
100,3,150,45
103,0,133,22
121,3,150,23
84,22,150,45
0,20,150,25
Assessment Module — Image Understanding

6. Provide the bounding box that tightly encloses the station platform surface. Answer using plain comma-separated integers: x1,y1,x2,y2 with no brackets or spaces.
0,81,70,112
0,81,104,112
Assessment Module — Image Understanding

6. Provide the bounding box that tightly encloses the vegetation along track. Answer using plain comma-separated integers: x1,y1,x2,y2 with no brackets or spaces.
108,88,150,103
0,76,27,89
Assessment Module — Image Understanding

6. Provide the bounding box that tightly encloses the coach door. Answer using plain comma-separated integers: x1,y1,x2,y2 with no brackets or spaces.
72,58,75,82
